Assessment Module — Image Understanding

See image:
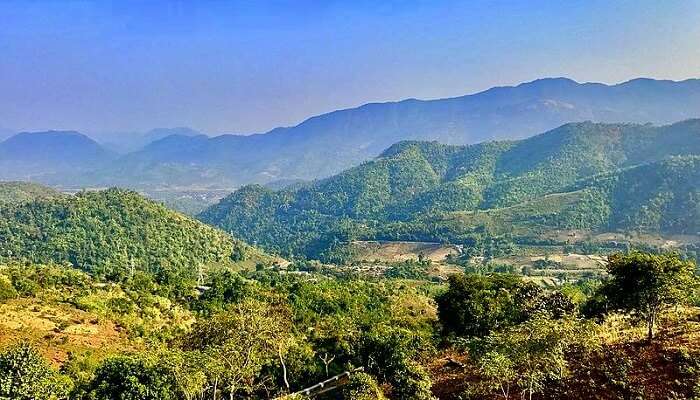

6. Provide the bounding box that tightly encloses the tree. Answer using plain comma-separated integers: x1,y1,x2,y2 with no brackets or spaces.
594,252,697,340
361,325,435,400
84,353,179,400
0,274,17,301
436,274,562,337
0,343,71,400
472,316,596,400
477,351,516,399
390,361,436,400
184,299,294,399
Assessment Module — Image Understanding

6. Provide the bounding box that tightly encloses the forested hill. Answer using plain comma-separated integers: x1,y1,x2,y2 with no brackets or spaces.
199,120,700,259
0,188,274,280
576,155,700,234
0,181,62,205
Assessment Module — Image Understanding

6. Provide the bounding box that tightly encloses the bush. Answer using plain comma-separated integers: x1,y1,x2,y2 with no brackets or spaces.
341,372,386,400
83,354,178,400
0,274,18,301
0,343,72,400
391,361,435,400
436,273,565,337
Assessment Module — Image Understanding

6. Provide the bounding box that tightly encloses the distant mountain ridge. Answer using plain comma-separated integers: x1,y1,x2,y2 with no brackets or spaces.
4,77,700,190
198,120,700,259
0,130,116,181
89,77,700,189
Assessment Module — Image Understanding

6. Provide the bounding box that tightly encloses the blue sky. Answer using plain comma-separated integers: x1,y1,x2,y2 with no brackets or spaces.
1,0,699,134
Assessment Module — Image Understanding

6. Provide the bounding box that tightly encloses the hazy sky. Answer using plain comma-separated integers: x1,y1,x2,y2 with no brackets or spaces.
1,0,699,135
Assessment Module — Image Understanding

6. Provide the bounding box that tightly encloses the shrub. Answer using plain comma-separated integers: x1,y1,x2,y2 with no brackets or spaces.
0,343,72,400
0,274,18,301
341,372,386,400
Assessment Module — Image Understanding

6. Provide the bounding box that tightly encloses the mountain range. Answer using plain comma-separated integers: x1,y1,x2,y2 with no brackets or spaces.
3,77,700,190
198,119,700,260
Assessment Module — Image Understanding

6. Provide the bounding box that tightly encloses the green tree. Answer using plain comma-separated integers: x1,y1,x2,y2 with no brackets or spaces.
361,325,435,400
84,354,179,400
184,299,294,398
0,343,71,400
593,252,697,340
0,274,17,302
472,316,596,400
477,351,516,399
436,274,555,337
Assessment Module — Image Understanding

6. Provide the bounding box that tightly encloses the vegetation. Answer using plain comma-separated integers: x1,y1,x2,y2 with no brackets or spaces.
200,120,700,261
585,252,698,340
0,249,698,399
0,188,273,282
436,274,574,337
2,123,699,399
0,181,61,205
0,343,71,400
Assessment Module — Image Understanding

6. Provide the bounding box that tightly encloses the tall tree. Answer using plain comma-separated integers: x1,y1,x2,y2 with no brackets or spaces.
184,299,294,399
596,252,697,340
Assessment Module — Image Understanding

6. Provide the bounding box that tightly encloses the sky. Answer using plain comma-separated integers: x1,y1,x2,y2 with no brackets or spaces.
1,0,699,136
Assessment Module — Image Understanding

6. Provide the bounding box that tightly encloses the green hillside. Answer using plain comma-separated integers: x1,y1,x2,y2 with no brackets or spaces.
404,156,700,240
0,181,62,205
199,120,700,260
0,188,273,280
581,156,700,234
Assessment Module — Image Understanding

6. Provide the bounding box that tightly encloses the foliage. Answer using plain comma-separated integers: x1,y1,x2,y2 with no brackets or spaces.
385,259,431,280
586,252,698,340
3,249,699,399
0,181,61,205
0,189,269,282
436,274,573,337
183,299,294,398
83,353,180,400
200,121,700,261
340,372,386,400
0,273,18,301
470,316,597,400
0,343,72,400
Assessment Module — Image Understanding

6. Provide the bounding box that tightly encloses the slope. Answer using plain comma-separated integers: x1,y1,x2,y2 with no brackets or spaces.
199,120,700,259
0,188,274,279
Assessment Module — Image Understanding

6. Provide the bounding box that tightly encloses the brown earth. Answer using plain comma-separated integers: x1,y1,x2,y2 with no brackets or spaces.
0,298,131,366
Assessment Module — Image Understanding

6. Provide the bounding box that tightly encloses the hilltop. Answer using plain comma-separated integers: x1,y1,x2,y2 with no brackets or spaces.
0,181,61,205
0,188,275,280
